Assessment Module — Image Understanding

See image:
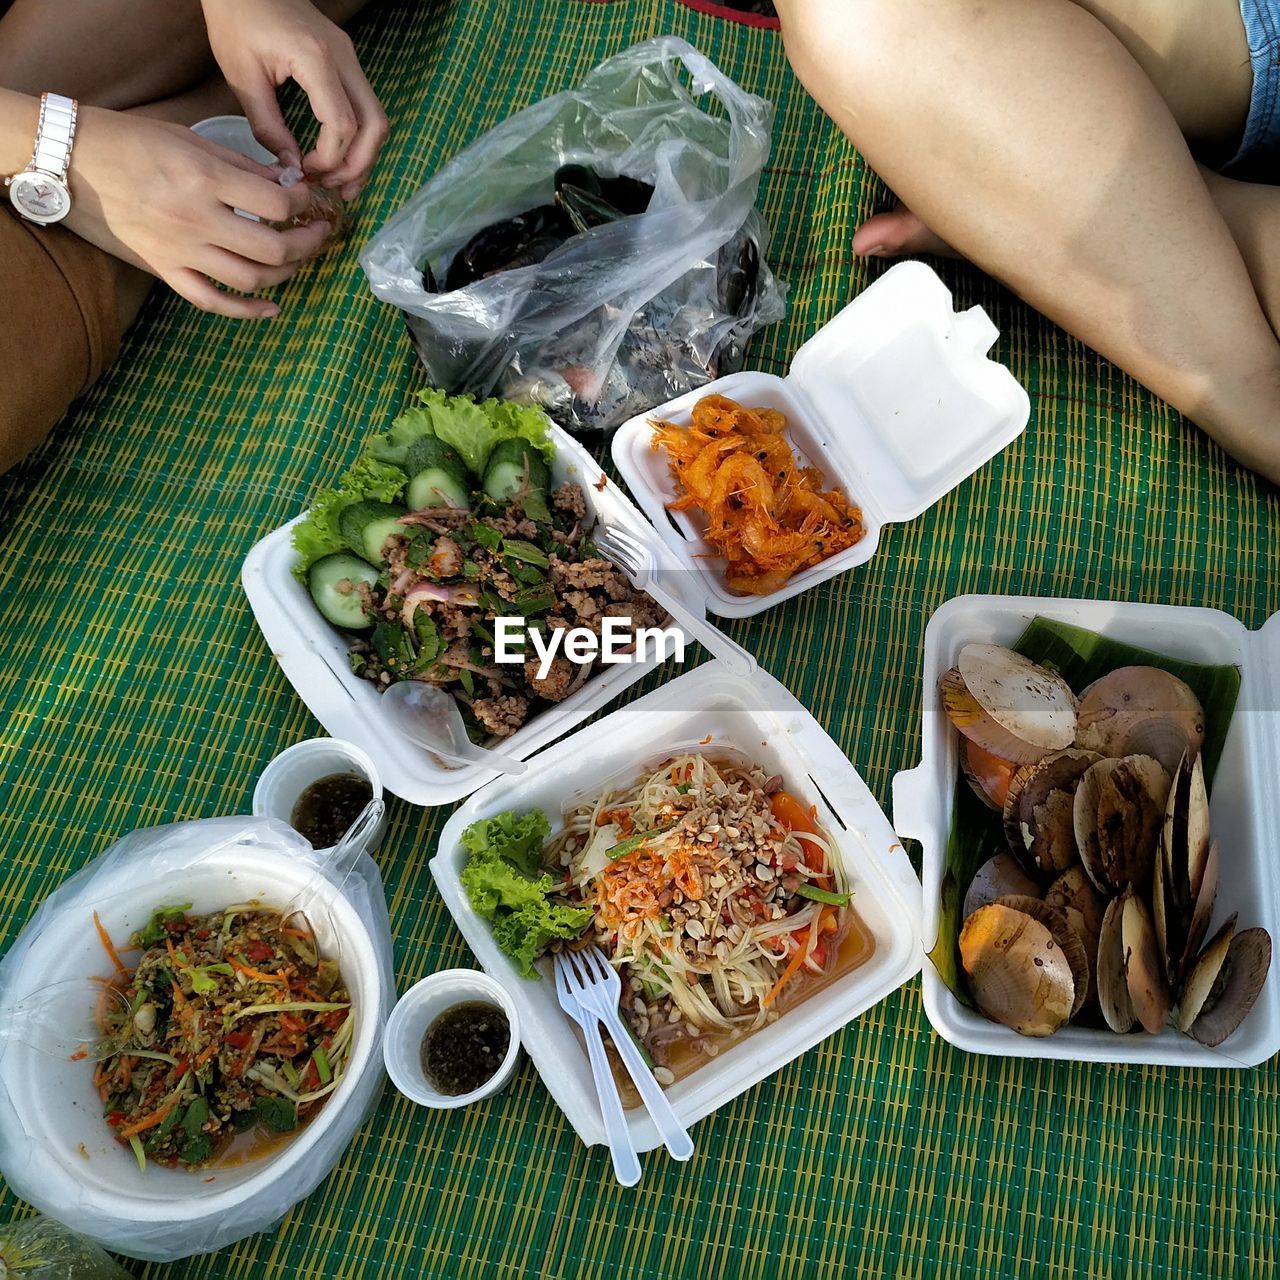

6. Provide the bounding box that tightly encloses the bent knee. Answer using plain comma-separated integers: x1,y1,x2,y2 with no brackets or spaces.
776,0,922,113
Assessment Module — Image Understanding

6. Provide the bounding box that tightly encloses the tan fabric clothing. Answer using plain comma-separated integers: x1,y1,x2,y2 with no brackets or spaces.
0,203,120,472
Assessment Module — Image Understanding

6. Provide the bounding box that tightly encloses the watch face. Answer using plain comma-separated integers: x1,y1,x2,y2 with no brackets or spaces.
9,171,69,223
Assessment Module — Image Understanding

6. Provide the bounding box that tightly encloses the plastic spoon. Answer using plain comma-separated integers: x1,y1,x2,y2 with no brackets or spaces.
381,681,528,776
279,796,385,968
0,977,132,1064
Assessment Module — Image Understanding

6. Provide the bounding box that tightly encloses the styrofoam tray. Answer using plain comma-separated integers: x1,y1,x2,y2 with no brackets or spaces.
611,261,1031,618
430,660,923,1153
242,425,720,807
892,594,1280,1067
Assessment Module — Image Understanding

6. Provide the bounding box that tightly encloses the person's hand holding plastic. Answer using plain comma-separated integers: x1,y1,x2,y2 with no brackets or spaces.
64,109,332,318
201,0,389,201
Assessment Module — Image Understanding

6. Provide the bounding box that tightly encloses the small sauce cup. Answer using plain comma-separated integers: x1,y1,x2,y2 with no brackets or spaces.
252,737,386,853
383,971,521,1108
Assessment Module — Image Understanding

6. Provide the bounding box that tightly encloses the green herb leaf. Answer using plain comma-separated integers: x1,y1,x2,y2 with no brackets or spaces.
256,1096,298,1133
179,1133,214,1165
470,523,502,551
182,1097,210,1139
231,1108,257,1133
133,904,192,948
502,539,550,568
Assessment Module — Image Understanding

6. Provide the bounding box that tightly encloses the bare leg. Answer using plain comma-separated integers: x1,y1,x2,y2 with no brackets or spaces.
776,0,1280,481
0,0,372,108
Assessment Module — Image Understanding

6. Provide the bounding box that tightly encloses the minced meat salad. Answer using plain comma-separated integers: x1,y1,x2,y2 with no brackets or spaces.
292,390,665,741
95,905,352,1171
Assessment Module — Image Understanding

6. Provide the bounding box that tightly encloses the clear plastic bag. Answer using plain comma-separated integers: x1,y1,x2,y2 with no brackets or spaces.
0,818,395,1263
360,35,786,434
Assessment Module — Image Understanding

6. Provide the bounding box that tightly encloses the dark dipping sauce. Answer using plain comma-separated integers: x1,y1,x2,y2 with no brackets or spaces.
421,1001,511,1096
290,771,373,848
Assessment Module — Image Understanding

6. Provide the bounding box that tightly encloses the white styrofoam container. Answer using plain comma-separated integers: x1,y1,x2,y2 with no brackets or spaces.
430,660,924,1153
892,594,1280,1067
241,426,718,807
611,261,1031,618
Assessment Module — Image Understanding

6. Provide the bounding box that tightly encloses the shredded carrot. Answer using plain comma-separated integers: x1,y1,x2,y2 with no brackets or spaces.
170,978,187,1009
165,938,186,969
116,1080,186,1139
763,930,811,1007
279,926,315,939
230,957,287,984
93,910,126,979
195,1043,218,1068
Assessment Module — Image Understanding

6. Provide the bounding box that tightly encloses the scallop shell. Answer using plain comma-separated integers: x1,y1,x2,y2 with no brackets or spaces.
1189,927,1272,1048
996,894,1091,1020
1074,755,1169,894
941,645,1078,765
959,901,1076,1037
1097,894,1135,1033
963,852,1041,920
1177,838,1220,987
1013,748,1101,876
1176,913,1236,1033
1046,867,1106,1008
960,739,1019,812
1122,888,1172,1035
1075,666,1206,774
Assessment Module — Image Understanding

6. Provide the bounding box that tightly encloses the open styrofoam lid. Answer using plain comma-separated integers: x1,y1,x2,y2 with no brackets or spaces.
787,261,1031,525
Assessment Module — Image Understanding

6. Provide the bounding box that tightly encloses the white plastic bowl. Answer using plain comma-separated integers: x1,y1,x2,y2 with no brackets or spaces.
430,659,924,1153
611,261,1030,618
383,970,521,1108
0,823,393,1259
892,593,1280,1067
252,736,386,852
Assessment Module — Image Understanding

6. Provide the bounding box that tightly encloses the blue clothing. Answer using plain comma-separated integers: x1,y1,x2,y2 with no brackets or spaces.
1228,0,1280,170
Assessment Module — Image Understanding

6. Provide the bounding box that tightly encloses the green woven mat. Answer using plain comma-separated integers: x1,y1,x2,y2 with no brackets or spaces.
3,1,1279,1276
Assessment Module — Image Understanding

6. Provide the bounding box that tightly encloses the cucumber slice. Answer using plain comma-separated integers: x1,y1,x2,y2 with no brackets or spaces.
406,437,471,510
482,438,550,505
308,554,379,630
407,468,470,511
339,500,408,564
405,436,468,482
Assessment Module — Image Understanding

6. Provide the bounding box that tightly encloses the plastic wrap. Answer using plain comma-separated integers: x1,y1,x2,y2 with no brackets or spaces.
0,818,395,1262
360,36,786,433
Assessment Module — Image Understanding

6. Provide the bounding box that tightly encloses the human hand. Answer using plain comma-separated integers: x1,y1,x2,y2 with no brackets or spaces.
201,0,389,201
64,107,334,318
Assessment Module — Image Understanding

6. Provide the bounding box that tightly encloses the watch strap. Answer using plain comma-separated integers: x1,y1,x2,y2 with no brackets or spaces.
30,93,77,180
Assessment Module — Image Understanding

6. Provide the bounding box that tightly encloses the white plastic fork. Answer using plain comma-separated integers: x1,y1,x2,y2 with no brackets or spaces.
555,946,695,1171
554,950,641,1186
594,524,756,676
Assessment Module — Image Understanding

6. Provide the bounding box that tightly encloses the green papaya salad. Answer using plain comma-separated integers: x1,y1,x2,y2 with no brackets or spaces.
292,390,665,741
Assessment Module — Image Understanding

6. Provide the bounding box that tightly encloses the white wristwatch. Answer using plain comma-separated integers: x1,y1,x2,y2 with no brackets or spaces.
6,92,78,225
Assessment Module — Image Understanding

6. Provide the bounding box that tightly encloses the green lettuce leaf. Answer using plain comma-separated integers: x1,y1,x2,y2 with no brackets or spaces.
415,388,555,477
459,808,590,978
460,808,550,880
461,854,556,920
491,899,594,979
367,406,436,467
290,456,407,581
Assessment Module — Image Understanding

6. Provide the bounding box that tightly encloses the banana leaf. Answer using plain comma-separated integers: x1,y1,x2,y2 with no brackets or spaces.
927,615,1243,1002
